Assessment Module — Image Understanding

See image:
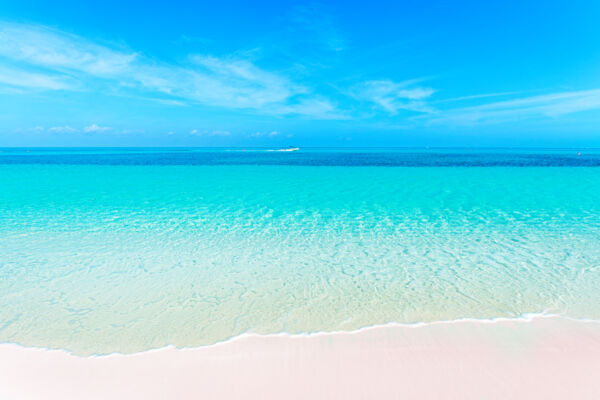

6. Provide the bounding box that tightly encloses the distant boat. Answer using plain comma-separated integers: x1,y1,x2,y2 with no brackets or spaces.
278,146,299,152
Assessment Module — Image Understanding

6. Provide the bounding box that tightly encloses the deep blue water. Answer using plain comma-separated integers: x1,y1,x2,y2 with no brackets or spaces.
1,148,599,166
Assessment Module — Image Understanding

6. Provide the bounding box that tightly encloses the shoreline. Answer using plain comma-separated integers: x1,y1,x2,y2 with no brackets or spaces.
2,315,600,399
0,311,593,357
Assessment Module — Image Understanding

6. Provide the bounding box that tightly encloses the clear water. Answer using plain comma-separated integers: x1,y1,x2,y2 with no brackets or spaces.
1,148,599,355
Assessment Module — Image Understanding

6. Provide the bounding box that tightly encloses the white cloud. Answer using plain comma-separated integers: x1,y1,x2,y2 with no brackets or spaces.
175,55,303,108
0,23,136,75
84,123,111,132
429,88,600,125
48,126,77,133
189,129,198,135
352,80,435,114
0,21,340,118
270,97,346,119
0,65,74,90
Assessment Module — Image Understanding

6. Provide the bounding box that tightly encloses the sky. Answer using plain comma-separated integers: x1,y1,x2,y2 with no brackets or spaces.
0,0,599,147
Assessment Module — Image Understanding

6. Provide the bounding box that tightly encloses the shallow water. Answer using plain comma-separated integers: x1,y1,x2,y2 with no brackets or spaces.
1,148,599,355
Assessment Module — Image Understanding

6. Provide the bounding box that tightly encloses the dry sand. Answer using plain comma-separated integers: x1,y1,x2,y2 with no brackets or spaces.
1,315,600,399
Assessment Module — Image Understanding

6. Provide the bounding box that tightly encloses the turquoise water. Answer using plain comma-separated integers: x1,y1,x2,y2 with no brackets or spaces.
1,149,600,355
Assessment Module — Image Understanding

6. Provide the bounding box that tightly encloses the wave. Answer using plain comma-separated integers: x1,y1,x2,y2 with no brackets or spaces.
2,312,599,359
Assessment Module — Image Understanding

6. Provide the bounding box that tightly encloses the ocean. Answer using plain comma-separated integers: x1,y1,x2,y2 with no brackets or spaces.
1,148,599,355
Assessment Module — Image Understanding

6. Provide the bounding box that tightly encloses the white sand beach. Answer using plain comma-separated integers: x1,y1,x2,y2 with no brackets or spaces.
1,315,599,399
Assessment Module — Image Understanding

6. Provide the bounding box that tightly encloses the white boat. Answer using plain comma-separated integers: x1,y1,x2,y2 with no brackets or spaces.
278,147,299,152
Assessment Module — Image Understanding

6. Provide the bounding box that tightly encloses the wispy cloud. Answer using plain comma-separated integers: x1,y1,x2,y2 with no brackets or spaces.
189,129,231,137
30,124,116,133
0,65,74,90
0,21,340,118
84,124,111,133
48,126,78,133
270,97,345,119
431,91,523,105
429,88,600,125
352,79,435,114
0,23,135,75
251,130,280,138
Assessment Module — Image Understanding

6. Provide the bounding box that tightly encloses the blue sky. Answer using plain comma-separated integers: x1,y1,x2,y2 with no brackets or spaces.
1,0,599,146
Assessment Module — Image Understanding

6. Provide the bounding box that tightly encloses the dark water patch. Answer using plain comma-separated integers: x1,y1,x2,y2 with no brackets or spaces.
1,149,599,167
